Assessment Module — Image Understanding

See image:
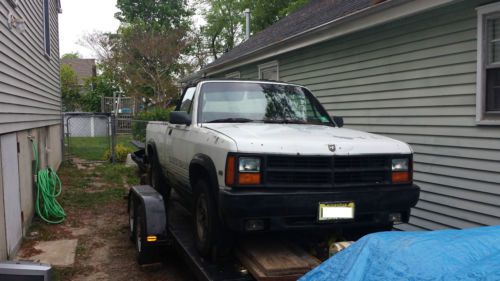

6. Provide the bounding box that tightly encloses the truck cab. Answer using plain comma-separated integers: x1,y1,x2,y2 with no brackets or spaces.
145,79,419,258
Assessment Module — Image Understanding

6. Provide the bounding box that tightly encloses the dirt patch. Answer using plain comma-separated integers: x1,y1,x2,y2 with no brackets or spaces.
17,161,193,281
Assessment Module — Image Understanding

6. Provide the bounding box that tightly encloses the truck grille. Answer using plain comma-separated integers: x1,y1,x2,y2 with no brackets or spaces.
265,155,391,188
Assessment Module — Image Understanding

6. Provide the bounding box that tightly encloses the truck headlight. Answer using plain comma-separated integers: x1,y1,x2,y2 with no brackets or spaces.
392,158,409,171
225,155,261,186
391,158,410,184
239,157,260,173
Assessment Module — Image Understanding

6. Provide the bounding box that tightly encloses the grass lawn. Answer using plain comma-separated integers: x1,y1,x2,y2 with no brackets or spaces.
67,135,135,161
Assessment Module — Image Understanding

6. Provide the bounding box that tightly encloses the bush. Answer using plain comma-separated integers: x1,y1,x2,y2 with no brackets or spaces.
132,107,172,142
103,144,134,162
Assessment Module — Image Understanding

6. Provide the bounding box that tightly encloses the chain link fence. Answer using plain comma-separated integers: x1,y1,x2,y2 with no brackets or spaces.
64,113,116,163
63,112,153,164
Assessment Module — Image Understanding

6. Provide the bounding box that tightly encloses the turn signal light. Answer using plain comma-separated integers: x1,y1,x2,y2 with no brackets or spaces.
225,155,236,186
146,235,157,242
392,171,410,183
238,173,261,185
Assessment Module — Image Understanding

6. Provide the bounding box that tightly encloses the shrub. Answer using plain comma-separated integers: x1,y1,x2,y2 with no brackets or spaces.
103,144,134,162
132,107,172,142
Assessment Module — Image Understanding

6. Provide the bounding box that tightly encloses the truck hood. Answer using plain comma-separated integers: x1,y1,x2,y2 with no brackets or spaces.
203,123,412,155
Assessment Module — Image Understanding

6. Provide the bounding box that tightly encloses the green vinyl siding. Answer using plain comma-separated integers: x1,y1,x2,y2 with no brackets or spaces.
215,0,500,230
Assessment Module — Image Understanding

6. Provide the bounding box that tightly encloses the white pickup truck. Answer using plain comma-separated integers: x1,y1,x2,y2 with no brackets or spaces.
145,80,419,258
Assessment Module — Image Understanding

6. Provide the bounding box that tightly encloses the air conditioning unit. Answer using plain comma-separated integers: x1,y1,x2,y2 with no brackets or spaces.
0,261,52,281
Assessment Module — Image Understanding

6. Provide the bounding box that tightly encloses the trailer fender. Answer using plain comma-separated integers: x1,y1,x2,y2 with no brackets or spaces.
129,185,168,241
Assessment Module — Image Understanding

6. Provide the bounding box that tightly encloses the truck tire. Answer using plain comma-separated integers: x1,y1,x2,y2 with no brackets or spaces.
148,152,171,200
193,180,233,260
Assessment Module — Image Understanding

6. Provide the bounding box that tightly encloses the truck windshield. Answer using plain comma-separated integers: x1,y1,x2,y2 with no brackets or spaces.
199,82,333,126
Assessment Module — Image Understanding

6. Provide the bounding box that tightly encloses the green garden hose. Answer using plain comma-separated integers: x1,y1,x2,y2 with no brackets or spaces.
32,141,66,224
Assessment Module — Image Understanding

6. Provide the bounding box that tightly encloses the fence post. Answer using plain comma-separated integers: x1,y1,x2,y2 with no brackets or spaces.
110,114,116,164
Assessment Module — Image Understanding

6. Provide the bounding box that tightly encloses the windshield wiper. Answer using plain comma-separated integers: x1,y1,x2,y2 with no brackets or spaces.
263,119,307,124
206,118,255,123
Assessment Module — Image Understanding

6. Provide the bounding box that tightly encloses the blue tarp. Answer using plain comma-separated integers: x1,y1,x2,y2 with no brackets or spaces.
300,226,500,281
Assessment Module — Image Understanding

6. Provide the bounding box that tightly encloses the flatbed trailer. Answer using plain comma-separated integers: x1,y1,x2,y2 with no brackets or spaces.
128,185,323,281
128,185,254,281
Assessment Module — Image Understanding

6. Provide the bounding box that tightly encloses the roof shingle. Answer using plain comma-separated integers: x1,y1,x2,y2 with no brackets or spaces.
206,0,374,69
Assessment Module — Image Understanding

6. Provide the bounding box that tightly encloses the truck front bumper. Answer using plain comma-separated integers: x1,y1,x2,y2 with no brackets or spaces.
218,184,420,232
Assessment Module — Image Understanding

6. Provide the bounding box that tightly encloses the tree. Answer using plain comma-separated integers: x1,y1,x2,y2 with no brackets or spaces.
80,27,188,108
60,64,81,111
115,0,192,30
243,0,310,34
116,26,188,106
199,0,310,61
80,68,121,112
61,52,81,59
202,0,243,60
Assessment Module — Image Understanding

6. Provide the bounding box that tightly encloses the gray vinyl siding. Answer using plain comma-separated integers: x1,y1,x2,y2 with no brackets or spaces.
0,0,61,135
215,0,500,231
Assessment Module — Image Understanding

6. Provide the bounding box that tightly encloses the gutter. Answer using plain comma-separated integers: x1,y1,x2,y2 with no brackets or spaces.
182,0,458,82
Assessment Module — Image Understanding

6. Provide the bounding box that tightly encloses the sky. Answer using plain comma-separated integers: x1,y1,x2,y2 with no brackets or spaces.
59,0,120,58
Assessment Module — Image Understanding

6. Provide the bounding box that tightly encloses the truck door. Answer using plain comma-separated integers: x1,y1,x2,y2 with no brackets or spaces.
167,87,196,192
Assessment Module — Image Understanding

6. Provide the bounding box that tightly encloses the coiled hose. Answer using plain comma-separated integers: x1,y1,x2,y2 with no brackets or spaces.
32,141,65,224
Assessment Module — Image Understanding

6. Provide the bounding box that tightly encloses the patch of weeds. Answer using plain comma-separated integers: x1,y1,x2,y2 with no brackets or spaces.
97,163,139,186
75,243,87,258
62,187,124,209
52,266,78,281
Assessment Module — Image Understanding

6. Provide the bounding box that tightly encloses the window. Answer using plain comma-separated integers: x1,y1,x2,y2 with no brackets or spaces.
477,3,500,124
43,0,50,57
178,87,196,113
258,61,279,80
225,71,241,79
199,82,332,125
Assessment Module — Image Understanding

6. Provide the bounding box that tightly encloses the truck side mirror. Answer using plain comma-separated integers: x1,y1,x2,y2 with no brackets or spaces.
332,116,344,128
170,111,192,126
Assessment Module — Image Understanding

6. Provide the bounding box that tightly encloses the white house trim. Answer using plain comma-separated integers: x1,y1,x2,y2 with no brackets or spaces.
476,2,500,125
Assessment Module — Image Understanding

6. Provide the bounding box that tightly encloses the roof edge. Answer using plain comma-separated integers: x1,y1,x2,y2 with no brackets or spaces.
182,0,458,82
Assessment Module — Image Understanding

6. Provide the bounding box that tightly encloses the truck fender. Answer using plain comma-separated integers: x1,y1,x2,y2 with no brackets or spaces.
189,154,219,202
129,185,168,240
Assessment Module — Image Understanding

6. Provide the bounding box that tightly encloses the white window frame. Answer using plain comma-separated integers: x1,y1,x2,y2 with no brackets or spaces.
225,71,241,79
258,60,279,80
476,3,500,125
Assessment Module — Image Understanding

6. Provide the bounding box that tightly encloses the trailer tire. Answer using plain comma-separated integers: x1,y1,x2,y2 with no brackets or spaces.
128,196,136,242
134,205,155,265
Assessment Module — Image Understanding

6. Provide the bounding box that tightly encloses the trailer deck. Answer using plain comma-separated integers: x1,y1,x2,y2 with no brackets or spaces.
168,196,253,281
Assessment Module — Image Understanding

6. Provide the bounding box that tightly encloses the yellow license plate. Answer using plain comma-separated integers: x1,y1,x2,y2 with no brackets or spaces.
318,202,355,221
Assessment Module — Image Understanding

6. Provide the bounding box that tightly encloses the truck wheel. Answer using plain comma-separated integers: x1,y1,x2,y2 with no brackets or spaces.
193,181,219,257
148,153,171,200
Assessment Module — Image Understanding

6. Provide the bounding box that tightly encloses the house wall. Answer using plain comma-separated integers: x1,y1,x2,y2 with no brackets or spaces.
0,0,61,135
214,0,500,230
0,0,61,259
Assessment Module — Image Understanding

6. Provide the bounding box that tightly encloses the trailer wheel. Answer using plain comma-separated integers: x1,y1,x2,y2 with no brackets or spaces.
134,205,153,265
128,197,136,242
